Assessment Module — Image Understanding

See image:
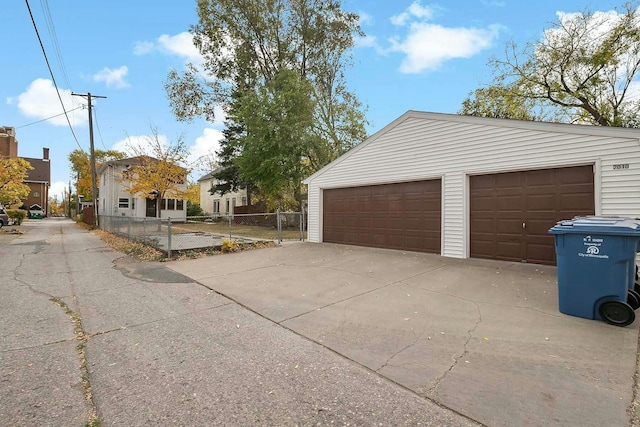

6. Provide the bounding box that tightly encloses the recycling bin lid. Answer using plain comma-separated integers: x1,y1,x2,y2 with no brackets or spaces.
549,216,640,235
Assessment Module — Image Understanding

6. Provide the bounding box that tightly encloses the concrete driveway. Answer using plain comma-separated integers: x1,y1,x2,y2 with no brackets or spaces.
169,242,640,427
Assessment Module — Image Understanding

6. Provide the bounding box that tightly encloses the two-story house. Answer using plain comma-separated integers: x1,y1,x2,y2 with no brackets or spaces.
0,126,50,214
97,156,187,221
198,167,247,216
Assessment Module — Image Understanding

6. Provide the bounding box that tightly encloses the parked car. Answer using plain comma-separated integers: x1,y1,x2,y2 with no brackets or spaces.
0,207,9,228
28,204,45,219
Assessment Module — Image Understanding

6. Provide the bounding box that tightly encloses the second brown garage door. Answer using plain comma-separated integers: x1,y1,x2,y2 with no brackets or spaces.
323,180,441,253
470,165,594,265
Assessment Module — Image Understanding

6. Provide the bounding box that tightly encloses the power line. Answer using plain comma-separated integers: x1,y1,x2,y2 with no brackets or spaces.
25,0,83,150
39,0,73,93
92,105,108,150
15,106,84,129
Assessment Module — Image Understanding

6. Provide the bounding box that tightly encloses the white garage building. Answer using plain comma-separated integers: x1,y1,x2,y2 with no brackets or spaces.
303,111,640,265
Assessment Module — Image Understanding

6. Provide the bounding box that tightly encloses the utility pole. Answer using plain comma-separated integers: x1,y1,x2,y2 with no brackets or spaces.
72,92,106,227
76,172,80,216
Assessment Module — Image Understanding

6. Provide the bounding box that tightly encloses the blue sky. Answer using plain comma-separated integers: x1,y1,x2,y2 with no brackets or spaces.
1,0,624,201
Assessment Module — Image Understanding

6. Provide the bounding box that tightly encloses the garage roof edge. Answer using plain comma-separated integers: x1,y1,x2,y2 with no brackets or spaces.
303,110,640,185
303,111,416,184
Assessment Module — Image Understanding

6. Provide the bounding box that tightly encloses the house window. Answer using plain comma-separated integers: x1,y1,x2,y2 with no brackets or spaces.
176,199,184,210
131,198,135,211
213,200,220,214
225,198,230,214
118,198,129,209
231,197,236,214
241,196,247,206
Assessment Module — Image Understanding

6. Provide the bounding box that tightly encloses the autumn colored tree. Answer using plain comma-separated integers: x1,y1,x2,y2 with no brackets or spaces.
0,158,33,206
185,182,200,206
121,128,190,218
462,2,640,126
68,149,125,200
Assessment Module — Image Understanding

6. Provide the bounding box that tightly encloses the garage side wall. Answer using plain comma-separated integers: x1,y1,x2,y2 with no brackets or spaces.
306,115,640,259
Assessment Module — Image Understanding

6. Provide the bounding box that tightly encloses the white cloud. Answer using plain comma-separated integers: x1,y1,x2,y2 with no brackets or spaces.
358,12,374,26
391,1,434,26
112,128,224,179
362,2,502,73
209,104,226,127
111,134,169,156
133,41,154,55
188,128,224,168
93,66,130,89
49,181,67,202
392,23,501,73
12,78,87,127
135,32,203,64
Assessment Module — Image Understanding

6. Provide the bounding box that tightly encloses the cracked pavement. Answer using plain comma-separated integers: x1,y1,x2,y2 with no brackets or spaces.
1,219,480,426
169,239,640,427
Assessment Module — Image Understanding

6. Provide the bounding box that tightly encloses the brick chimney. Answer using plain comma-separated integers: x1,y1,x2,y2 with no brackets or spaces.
43,147,49,160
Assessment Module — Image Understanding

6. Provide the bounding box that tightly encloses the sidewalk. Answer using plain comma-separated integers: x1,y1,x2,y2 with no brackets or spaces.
1,220,480,426
169,241,640,427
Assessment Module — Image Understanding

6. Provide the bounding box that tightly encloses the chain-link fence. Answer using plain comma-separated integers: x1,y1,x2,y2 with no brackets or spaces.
99,211,306,257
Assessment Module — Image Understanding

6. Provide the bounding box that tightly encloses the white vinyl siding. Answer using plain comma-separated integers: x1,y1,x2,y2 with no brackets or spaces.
305,112,640,259
442,173,464,258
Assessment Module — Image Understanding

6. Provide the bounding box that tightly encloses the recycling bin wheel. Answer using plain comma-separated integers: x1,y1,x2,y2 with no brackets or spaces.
599,301,636,327
628,291,640,310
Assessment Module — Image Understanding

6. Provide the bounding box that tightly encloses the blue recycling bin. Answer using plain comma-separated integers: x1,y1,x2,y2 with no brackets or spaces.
549,217,640,326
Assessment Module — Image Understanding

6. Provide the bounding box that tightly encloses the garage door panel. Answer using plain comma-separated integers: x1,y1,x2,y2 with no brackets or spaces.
497,195,524,210
470,198,495,212
527,241,556,264
527,218,556,234
323,180,441,253
526,194,555,210
498,219,523,234
558,194,594,211
497,241,524,259
471,165,594,265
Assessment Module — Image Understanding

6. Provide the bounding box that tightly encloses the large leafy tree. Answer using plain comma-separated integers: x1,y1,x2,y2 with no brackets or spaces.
0,158,33,206
211,81,257,205
236,69,316,208
462,2,640,126
68,149,125,200
166,0,367,208
121,128,190,218
460,84,556,121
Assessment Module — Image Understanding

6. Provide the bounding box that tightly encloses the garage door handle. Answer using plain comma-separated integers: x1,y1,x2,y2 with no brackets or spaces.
523,222,526,229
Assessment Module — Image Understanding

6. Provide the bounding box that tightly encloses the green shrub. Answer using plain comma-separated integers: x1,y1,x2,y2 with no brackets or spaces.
7,209,26,225
187,202,205,217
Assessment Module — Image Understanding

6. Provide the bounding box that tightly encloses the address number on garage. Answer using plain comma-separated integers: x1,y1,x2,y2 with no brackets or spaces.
613,164,629,170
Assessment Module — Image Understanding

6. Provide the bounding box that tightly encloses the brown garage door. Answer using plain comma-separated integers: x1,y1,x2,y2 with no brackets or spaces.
323,180,441,253
470,165,594,265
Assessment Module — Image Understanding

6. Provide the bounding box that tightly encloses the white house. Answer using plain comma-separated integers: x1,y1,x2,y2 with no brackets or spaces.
198,167,248,216
303,111,640,265
97,156,187,221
